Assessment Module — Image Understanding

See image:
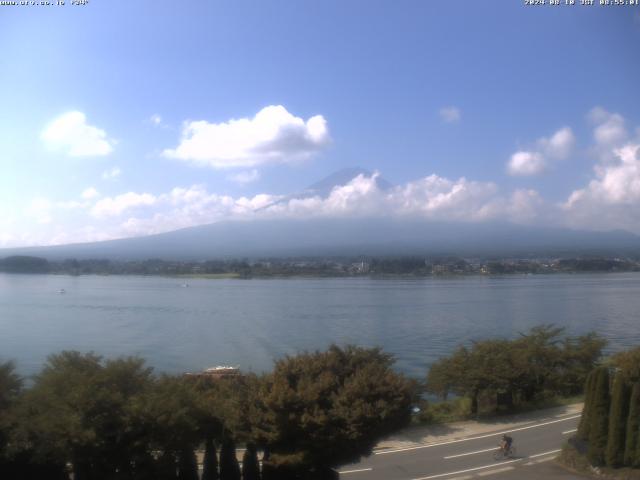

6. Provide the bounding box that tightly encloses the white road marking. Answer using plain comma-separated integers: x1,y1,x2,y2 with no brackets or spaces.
562,428,577,435
529,449,561,458
376,415,580,455
477,466,515,476
412,449,563,480
444,447,497,459
447,476,473,480
534,457,555,463
338,467,373,474
412,459,521,479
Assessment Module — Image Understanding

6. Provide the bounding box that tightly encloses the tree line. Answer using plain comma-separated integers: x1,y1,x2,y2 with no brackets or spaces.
576,346,640,469
425,326,606,415
0,327,610,479
0,346,415,480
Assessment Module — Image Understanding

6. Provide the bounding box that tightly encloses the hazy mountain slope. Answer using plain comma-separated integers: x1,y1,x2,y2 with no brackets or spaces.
2,168,640,261
2,218,639,261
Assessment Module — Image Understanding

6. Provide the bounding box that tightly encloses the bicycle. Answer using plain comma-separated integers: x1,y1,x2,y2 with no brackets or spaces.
493,445,516,460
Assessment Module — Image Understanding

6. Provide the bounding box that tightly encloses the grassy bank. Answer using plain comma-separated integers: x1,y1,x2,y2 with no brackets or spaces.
412,394,584,426
558,443,640,480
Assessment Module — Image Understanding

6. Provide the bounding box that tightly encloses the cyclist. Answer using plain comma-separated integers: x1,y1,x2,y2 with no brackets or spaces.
501,434,513,455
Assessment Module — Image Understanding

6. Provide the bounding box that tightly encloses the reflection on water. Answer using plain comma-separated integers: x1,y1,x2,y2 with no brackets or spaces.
1,273,639,378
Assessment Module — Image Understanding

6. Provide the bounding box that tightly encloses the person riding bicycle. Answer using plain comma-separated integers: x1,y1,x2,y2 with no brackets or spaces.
501,434,513,454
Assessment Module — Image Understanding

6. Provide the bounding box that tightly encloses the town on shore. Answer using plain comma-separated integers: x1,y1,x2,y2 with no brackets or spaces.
1,254,640,277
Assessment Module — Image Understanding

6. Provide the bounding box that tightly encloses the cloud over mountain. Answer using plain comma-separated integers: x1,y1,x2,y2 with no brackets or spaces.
163,105,330,169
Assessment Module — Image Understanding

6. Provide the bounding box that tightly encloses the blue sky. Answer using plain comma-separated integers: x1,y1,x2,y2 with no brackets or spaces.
1,1,640,246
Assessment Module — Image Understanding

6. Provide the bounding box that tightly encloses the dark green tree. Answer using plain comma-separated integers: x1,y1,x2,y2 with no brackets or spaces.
587,367,611,466
15,352,153,479
220,437,241,480
577,370,596,441
177,448,199,480
250,345,414,474
241,443,260,480
606,373,630,467
624,382,640,467
202,438,219,480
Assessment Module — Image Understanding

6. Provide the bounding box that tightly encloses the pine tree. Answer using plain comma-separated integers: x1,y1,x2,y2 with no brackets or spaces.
241,444,260,480
577,370,596,440
260,450,276,480
202,438,219,480
219,437,241,480
156,452,178,480
625,383,640,467
177,448,199,480
588,367,610,466
605,373,630,467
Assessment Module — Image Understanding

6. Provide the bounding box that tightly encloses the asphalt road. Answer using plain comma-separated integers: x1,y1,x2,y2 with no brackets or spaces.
338,412,583,480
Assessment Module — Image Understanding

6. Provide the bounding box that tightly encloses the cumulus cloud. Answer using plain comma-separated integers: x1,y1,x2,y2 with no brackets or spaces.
507,127,575,176
439,106,461,123
41,111,114,157
92,192,157,218
507,151,546,176
150,114,163,126
81,187,99,200
228,169,260,185
589,107,627,147
163,105,330,168
563,143,640,230
102,167,122,180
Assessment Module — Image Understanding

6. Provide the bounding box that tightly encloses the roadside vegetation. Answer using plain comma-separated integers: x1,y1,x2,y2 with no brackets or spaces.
0,327,613,479
559,346,640,477
0,346,415,480
422,326,604,422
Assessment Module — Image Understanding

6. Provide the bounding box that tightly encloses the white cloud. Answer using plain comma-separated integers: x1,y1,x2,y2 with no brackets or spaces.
539,127,575,160
41,111,114,157
507,151,546,176
102,167,122,180
562,138,640,232
589,107,627,147
439,106,461,124
163,105,330,168
228,169,260,185
91,192,157,218
150,114,162,126
507,127,575,176
81,187,99,200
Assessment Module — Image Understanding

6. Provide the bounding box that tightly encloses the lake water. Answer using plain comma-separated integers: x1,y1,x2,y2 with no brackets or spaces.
1,273,639,379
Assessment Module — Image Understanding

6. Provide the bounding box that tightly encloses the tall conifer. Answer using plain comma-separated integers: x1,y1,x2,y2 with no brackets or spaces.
578,370,596,440
220,437,241,480
241,444,260,480
177,448,199,480
202,438,219,480
605,373,630,467
625,383,640,467
588,367,610,466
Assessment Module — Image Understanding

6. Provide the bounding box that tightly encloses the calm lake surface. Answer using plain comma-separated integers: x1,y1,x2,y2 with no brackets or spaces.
1,273,640,378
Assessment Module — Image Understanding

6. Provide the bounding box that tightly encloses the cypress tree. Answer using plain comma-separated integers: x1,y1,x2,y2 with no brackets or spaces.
202,438,219,480
260,450,276,480
606,373,630,467
578,370,596,440
241,444,260,480
625,383,640,467
219,437,241,480
156,452,178,480
177,448,199,480
588,367,610,466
